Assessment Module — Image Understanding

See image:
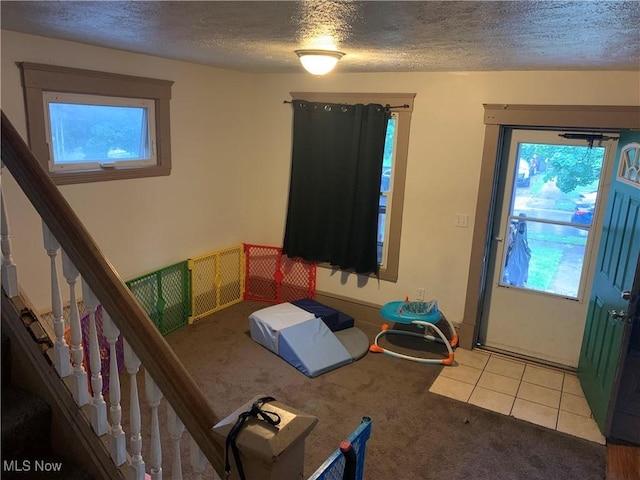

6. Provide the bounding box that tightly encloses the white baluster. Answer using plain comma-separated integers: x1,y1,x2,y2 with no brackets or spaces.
102,310,126,466
81,282,107,436
125,339,146,480
167,404,185,480
0,186,18,298
145,371,164,480
62,251,89,407
42,222,71,377
189,437,207,480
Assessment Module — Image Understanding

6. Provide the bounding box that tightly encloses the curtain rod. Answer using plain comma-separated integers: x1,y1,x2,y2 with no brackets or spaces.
283,100,410,109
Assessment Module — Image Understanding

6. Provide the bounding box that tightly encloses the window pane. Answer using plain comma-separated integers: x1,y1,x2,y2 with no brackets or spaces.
378,114,397,264
500,218,588,298
512,143,604,225
502,141,607,299
381,116,396,191
48,102,150,165
378,194,387,263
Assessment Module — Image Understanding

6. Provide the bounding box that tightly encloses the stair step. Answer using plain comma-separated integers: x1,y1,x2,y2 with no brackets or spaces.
2,332,10,387
1,384,52,460
2,317,96,480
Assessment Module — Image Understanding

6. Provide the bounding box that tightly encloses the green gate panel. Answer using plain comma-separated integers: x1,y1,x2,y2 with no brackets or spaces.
126,261,191,336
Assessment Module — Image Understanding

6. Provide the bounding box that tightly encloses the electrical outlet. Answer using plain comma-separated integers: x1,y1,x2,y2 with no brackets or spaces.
455,214,469,228
417,287,425,301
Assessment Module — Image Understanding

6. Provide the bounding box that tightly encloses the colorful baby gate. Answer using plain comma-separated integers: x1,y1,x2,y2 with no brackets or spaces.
308,416,372,480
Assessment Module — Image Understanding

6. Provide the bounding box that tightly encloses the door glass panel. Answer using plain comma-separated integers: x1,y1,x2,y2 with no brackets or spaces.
499,142,606,299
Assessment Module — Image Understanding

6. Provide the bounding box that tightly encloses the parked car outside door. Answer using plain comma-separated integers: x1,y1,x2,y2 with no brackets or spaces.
571,191,598,225
517,159,530,187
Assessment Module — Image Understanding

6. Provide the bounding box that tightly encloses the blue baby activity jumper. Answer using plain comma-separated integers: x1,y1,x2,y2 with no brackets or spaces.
370,299,458,365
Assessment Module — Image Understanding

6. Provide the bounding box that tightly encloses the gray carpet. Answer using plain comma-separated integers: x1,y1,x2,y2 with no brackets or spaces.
159,300,605,480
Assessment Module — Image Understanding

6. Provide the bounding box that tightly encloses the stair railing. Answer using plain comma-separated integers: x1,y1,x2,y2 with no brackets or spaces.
1,110,226,479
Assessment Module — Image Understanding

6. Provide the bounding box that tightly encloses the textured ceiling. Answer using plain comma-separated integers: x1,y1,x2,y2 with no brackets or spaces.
2,1,639,73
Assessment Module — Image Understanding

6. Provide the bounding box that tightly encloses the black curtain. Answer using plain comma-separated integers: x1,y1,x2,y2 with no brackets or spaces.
282,100,390,275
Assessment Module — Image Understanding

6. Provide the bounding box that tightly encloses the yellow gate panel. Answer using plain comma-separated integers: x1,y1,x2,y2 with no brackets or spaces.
189,245,244,323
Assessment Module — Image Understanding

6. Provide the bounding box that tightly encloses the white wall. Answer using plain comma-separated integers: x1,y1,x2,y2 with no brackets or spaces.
243,71,640,325
1,30,257,311
3,30,639,326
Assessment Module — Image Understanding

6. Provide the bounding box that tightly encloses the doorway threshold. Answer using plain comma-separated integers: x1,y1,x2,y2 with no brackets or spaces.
475,344,578,374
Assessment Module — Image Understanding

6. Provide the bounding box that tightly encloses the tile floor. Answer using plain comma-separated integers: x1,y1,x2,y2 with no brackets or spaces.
429,347,606,445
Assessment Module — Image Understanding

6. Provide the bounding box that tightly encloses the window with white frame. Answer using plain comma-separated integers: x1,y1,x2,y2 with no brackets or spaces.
43,92,157,172
20,62,173,185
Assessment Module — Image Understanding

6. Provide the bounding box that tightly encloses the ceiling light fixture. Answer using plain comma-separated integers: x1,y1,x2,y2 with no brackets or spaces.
295,49,345,75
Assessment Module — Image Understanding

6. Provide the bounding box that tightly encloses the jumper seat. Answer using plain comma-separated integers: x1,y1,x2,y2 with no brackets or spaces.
370,300,458,366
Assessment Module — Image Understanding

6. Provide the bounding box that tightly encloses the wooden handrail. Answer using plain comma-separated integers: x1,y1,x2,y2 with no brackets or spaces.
1,110,226,476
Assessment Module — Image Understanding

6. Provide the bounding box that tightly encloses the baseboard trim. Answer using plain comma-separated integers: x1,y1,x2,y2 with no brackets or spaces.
315,291,384,328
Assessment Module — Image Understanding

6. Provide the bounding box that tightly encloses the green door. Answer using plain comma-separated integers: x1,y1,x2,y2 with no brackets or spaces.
578,131,640,435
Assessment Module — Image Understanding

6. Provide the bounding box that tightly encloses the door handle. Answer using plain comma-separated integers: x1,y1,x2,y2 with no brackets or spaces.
608,310,628,324
621,290,631,301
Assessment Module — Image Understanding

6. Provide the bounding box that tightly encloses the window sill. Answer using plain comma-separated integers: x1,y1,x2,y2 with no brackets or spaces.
49,165,171,185
317,262,398,283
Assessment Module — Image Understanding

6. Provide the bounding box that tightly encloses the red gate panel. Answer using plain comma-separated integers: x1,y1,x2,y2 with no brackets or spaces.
243,244,316,303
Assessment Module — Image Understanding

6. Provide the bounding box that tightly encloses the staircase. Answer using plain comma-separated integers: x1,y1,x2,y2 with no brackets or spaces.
1,109,233,479
1,327,93,479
